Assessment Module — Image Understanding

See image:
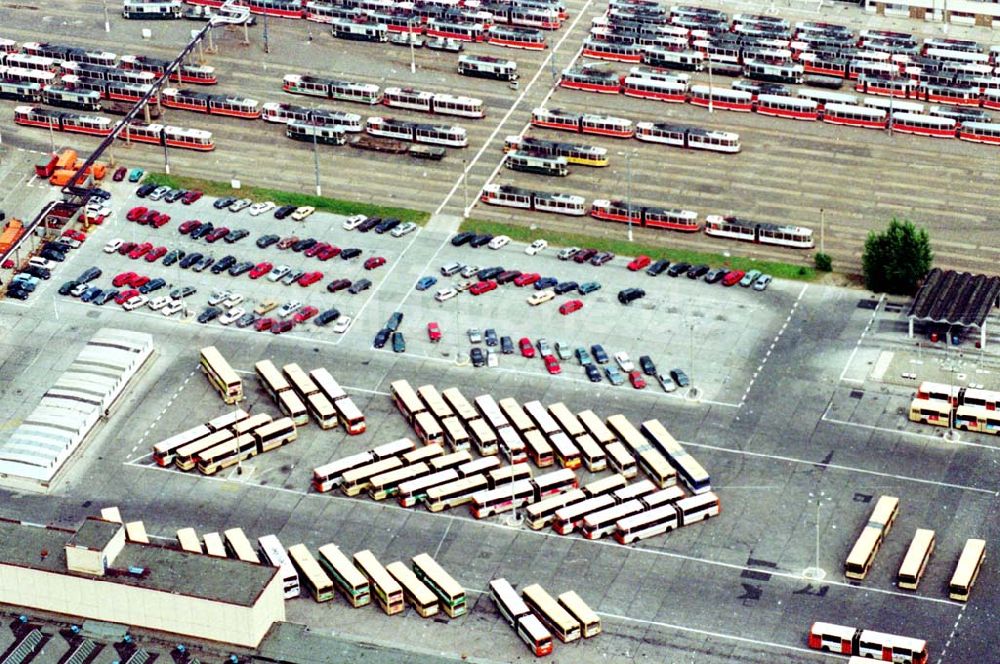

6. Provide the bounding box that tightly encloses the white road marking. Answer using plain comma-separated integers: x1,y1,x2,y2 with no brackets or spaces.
839,294,885,383
822,412,1000,453
740,284,807,407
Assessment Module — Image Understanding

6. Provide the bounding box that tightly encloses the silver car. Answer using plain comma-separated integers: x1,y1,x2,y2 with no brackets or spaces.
147,186,170,201
228,198,253,212
391,221,417,237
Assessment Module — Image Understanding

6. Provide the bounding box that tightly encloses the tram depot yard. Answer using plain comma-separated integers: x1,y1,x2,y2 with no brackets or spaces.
1,2,1000,664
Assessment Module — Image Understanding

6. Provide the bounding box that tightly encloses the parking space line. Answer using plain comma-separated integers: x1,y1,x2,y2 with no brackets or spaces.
122,460,967,606
821,410,1000,453
839,294,885,384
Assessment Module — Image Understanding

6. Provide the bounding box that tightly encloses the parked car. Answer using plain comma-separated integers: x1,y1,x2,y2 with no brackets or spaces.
219,307,246,325
484,328,499,346
687,264,710,279
639,356,657,376
249,261,273,279
753,274,772,291
138,278,166,294
500,336,514,354
416,276,437,291
615,352,635,372
164,188,186,203
272,319,295,335
704,268,728,284
298,271,324,287
255,317,275,332
451,231,475,247
629,370,646,389
722,270,745,287
391,331,407,353
617,288,645,305
534,277,558,290
316,244,341,261
543,355,561,375
525,239,548,255
280,269,306,286
254,299,279,315
135,183,157,198
205,226,230,243
627,255,651,271
273,205,296,219
647,259,670,276
144,246,168,263
470,280,498,296
434,287,457,302
224,229,250,243
513,272,540,287
477,267,504,281
291,206,315,221
170,286,196,299
440,261,464,277
178,219,202,235
488,235,511,250
248,201,276,216
267,265,291,282
229,260,255,276
292,237,317,253
468,233,493,248
519,337,535,358
192,255,215,272
256,234,280,249
213,196,237,209
536,338,552,357
391,222,417,237
657,373,678,393
573,248,597,264
553,281,578,295
496,270,521,285
128,168,145,183
347,278,372,294
740,269,762,287
578,281,601,295
585,364,602,382
333,316,353,333
236,312,259,328
340,247,363,260
604,366,625,385
590,251,614,266
327,279,352,292
181,190,203,205
459,264,480,278
557,246,579,261
470,347,486,367
427,322,442,342
294,306,319,323
527,289,555,305
197,306,223,324
364,256,386,270
591,344,609,364
374,218,400,234
190,222,214,240
210,256,237,274
670,368,690,388
667,261,692,277
315,308,341,326
343,214,367,230
148,186,170,201
559,299,584,315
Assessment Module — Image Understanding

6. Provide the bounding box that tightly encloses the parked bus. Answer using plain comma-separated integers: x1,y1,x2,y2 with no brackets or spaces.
257,534,300,598
412,553,466,617
532,468,577,500
313,451,374,492
807,622,927,664
177,527,202,553
335,396,367,435
949,538,986,601
577,409,617,448
416,384,455,421
353,549,404,615
151,408,248,466
369,462,430,501
391,379,427,424
471,479,535,518
898,528,935,590
224,528,260,564
230,413,274,438
457,456,501,478
441,387,480,423
431,450,472,474
583,473,629,498
553,495,616,535
402,443,445,467
314,543,369,607
522,583,581,642
288,544,335,602
523,429,555,467
557,591,601,638
199,346,243,404
547,402,585,438
640,419,711,493
342,457,404,496
489,577,531,626
574,433,607,472
425,474,489,512
386,560,439,617
440,416,471,452
608,414,676,487
498,426,529,464
498,397,537,435
197,433,258,475
908,398,952,427
371,438,416,460
399,468,460,507
489,462,533,488
474,394,511,433
278,389,308,427
845,495,900,580
306,392,338,429
469,418,500,456
174,429,234,471
283,362,319,399
525,488,585,530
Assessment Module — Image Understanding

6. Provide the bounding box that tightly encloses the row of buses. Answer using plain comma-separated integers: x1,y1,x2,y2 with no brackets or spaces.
490,578,599,656
844,495,986,602
908,380,1000,435
254,360,366,433
287,543,467,618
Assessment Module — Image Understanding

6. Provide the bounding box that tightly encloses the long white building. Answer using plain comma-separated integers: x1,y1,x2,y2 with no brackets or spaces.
865,0,1000,27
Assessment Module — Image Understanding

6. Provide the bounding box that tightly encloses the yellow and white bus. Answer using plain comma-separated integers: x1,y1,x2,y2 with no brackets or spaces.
306,392,338,429
224,527,260,564
522,583,581,642
605,441,637,479
557,590,601,638
553,495,616,535
336,396,367,435
417,384,454,422
845,495,899,580
278,389,309,427
152,408,248,466
313,451,374,492
412,552,466,618
425,474,489,512
441,387,479,423
252,417,298,452
431,449,473,473
641,418,711,494
200,346,243,404
231,413,273,438
386,560,439,617
574,433,607,472
457,455,501,478
398,468,460,507
577,409,617,448
949,538,986,601
522,429,555,467
498,426,528,465
488,463,532,488
354,549,404,615
440,416,472,452
583,473,629,498
197,433,258,475
342,457,404,496
499,397,537,435
471,479,535,518
402,442,445,466
255,359,291,400
371,438,416,460
391,379,427,424
549,431,582,470
414,410,445,446
547,402,585,439
474,394,510,433
288,543,336,602
283,362,320,399
174,429,235,471
898,528,935,590
908,397,952,428
369,462,431,501
468,417,499,456
318,543,370,607
525,488,585,530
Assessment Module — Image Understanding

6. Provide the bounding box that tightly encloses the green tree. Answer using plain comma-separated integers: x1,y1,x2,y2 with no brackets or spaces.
814,252,832,272
862,218,933,294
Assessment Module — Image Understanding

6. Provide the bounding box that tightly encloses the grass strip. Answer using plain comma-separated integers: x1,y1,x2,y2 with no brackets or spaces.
459,218,816,281
144,172,430,224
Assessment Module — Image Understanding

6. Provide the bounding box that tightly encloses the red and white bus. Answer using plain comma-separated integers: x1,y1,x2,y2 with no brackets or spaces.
487,25,547,50
755,94,819,120
582,38,641,63
530,107,634,138
808,622,927,664
426,19,486,42
622,75,687,102
243,0,306,19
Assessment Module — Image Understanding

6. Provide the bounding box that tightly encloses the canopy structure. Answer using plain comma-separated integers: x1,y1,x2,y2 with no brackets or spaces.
907,268,1000,348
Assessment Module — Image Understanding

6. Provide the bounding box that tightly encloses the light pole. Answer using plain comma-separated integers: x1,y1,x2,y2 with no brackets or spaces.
617,151,635,242
804,491,832,580
309,109,321,196
462,159,469,216
408,18,416,74
160,127,170,174
48,117,55,153
819,207,825,255
263,10,270,54
103,0,111,32
707,56,714,114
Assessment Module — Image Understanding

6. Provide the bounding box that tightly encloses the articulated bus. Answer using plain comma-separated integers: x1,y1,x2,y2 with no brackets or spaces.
390,379,427,424
468,418,500,456
353,550,404,615
258,534,300,598
845,495,900,580
288,544,335,602
522,583,581,642
808,622,927,664
318,543,371,607
425,474,489,512
491,579,553,656
525,488,585,530
151,408,248,466
583,473,629,498
369,462,431,501
898,528,936,590
640,419,711,494
224,528,261,564
607,414,677,487
412,553,466,618
174,428,235,471
431,450,473,473
313,451,374,493
398,468,460,507
177,527,202,553
441,387,480,423
199,346,243,404
949,538,986,601
557,591,601,638
342,457,404,496
613,492,718,544
401,443,445,468
386,560,439,617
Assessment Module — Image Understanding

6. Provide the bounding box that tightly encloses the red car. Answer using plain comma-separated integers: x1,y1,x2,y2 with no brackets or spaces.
113,271,138,287
254,317,275,332
298,271,324,287
130,274,151,289
113,166,128,182
144,246,167,262
272,319,295,334
543,354,561,375
249,261,273,279
150,212,171,228
62,229,86,243
519,337,535,358
179,219,202,235
129,242,153,259
469,280,498,296
114,289,139,305
205,226,229,243
316,245,341,261
364,256,387,270
304,242,328,258
126,206,148,222
627,255,652,271
559,299,584,315
293,306,319,323
136,210,157,226
513,272,540,287
326,278,351,292
181,190,203,205
722,270,745,287
427,322,442,342
629,370,646,389
117,241,137,256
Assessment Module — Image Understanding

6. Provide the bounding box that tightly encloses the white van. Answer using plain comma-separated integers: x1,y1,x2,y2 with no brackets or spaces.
29,257,57,271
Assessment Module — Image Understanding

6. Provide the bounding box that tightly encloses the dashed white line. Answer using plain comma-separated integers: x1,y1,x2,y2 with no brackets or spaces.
937,605,966,664
839,294,885,383
739,284,807,406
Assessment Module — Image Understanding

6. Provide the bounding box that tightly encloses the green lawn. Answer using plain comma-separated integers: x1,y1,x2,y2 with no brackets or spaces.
143,172,430,224
459,219,816,281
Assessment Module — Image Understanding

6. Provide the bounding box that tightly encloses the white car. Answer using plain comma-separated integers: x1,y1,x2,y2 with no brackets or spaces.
291,206,315,221
460,265,480,278
333,316,353,333
122,295,148,311
248,201,276,216
434,288,458,302
86,203,112,219
207,289,231,306
219,306,245,325
277,301,303,318
103,238,124,254
267,265,291,282
343,214,367,230
488,235,511,250
148,186,169,201
657,373,678,393
467,327,483,344
222,293,244,308
487,349,499,368
161,300,184,317
147,296,170,311
527,289,555,306
525,239,548,255
228,198,253,212
391,221,417,237
614,352,635,373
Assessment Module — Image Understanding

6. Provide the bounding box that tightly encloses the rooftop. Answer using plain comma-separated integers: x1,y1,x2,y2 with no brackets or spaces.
0,519,275,608
907,268,1000,328
68,518,121,551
